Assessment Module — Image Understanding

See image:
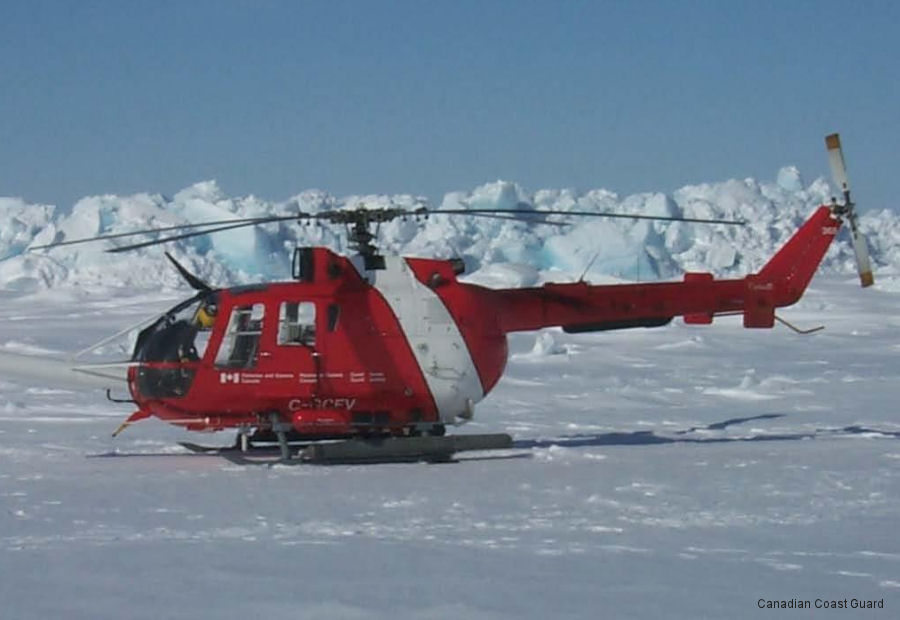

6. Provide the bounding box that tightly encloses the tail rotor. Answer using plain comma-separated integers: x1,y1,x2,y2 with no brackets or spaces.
826,133,874,287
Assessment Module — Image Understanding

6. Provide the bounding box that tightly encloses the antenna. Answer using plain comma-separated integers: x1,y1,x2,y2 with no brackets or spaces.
578,253,600,283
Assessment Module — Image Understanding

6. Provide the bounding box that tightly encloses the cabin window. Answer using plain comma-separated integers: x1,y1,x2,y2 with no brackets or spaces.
215,303,265,368
278,301,316,346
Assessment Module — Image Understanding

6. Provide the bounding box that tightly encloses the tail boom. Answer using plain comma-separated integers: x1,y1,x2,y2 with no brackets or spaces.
492,206,841,333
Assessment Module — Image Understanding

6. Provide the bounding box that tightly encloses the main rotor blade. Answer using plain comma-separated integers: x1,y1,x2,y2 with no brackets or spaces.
29,216,289,251
105,215,304,253
459,212,570,227
30,197,743,257
433,208,745,225
164,252,213,292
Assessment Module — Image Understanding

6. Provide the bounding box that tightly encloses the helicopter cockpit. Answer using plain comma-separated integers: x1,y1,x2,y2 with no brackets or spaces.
131,294,219,398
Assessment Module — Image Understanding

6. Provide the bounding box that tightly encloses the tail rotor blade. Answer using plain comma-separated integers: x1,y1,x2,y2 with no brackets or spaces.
825,133,850,198
849,222,874,287
825,133,873,288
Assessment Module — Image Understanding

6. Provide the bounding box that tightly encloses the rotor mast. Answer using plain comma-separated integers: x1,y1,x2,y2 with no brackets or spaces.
328,205,428,270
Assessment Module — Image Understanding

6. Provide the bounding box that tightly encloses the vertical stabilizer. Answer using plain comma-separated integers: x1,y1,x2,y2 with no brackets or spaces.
756,206,841,306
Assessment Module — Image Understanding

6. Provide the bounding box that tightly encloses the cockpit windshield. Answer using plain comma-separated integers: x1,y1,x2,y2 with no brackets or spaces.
131,294,220,398
133,295,218,363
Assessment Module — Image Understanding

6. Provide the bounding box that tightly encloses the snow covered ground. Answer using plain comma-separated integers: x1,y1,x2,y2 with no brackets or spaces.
1,274,898,619
2,169,899,617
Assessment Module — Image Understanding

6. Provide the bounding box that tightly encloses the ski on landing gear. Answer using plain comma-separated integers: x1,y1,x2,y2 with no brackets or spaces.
180,433,513,465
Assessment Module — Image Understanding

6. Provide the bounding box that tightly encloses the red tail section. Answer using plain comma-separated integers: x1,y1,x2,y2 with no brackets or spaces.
742,206,841,327
756,206,841,305
488,206,841,333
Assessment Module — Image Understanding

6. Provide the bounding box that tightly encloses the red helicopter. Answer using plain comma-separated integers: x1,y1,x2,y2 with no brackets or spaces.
10,134,873,463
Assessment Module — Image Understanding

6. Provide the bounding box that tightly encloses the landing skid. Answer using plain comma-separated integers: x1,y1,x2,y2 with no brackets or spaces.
179,433,513,465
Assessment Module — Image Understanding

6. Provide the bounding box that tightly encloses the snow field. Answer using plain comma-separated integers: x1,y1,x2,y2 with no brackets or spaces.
2,169,898,617
0,276,898,619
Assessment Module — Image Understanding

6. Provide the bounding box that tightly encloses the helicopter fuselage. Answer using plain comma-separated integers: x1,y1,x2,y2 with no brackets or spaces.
127,205,843,437
129,250,508,435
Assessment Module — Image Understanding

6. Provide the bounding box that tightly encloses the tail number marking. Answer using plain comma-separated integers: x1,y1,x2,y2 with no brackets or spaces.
288,398,357,411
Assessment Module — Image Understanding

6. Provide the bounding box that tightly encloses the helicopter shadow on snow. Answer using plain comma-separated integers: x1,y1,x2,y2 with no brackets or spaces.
511,413,900,451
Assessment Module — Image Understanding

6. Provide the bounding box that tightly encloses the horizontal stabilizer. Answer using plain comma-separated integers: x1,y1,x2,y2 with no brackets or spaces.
743,276,776,328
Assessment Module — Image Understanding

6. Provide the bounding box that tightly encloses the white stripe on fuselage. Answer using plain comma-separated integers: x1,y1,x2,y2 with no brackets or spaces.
369,256,483,424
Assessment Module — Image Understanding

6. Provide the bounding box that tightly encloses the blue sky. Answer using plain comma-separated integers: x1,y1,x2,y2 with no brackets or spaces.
1,1,898,211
